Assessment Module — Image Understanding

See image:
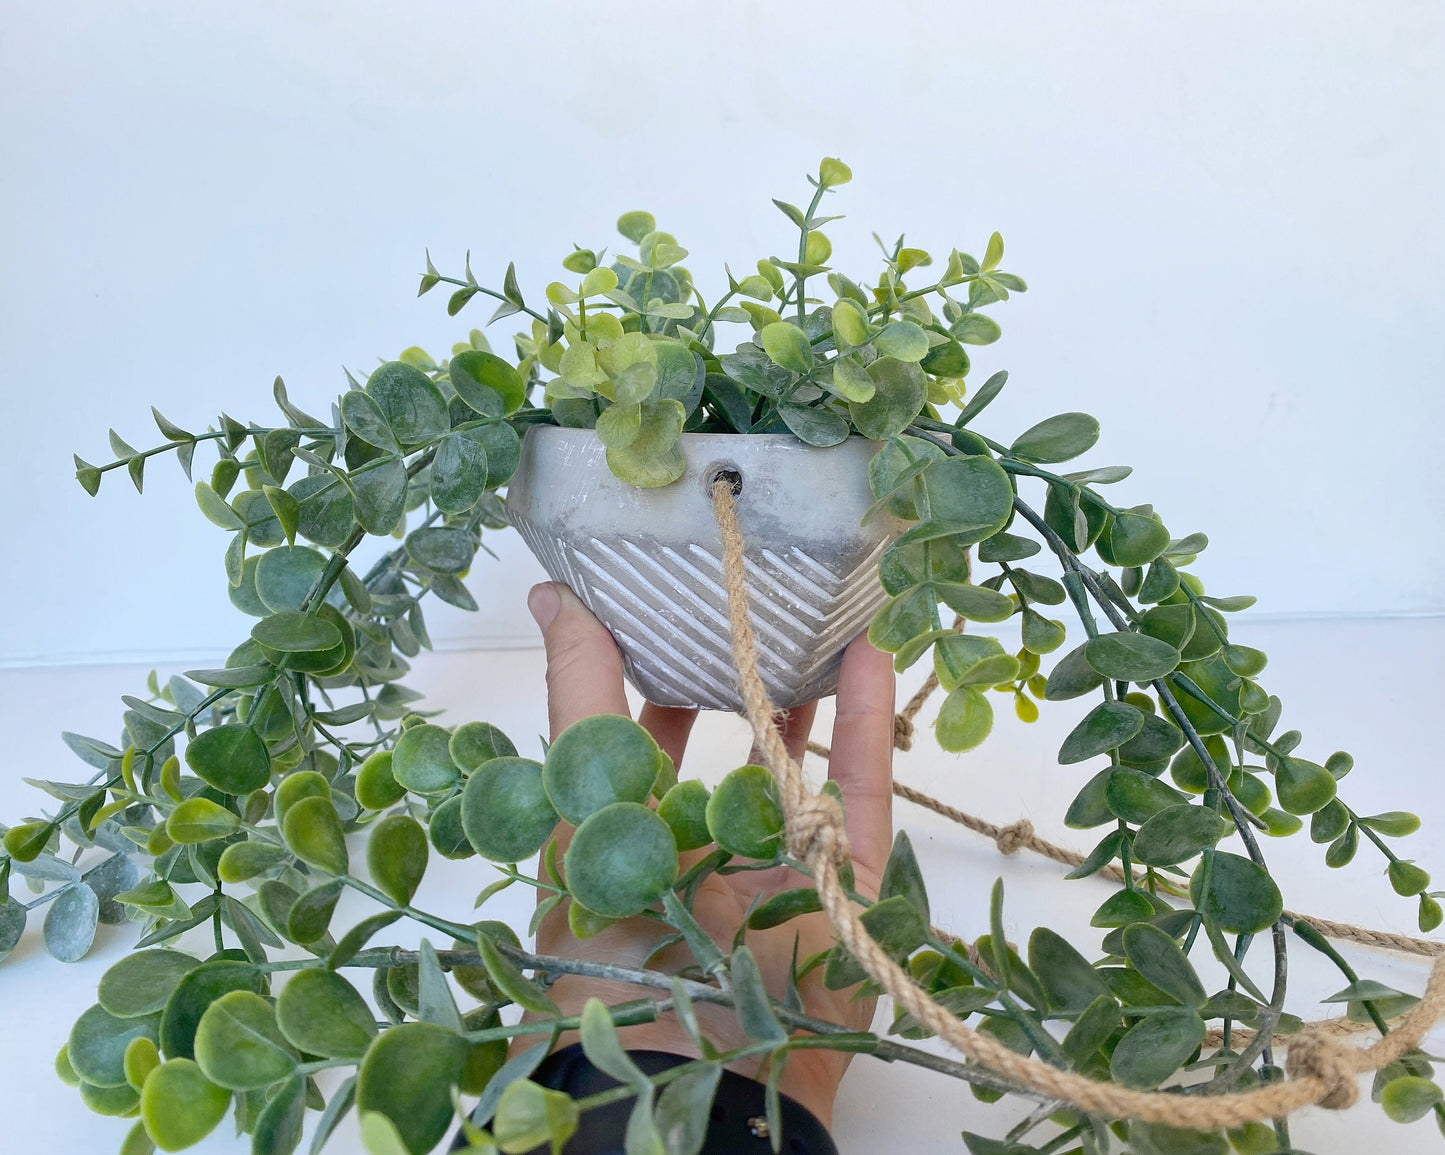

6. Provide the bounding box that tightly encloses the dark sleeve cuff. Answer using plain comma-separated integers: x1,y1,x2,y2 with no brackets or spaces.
459,1044,838,1155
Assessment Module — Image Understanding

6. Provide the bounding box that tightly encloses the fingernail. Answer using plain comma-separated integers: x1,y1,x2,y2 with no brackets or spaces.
528,583,562,631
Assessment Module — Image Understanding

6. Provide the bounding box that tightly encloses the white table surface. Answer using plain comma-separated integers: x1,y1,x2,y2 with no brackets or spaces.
2,617,1441,1151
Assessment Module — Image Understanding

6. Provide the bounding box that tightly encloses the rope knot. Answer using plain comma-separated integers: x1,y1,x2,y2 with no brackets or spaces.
995,819,1034,856
1285,1031,1360,1110
789,793,850,870
893,713,914,751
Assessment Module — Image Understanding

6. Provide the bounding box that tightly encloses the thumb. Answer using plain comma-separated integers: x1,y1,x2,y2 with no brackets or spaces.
529,582,631,739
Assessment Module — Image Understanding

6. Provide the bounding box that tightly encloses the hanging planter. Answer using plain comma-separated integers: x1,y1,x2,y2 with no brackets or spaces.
507,427,903,709
4,158,1442,1155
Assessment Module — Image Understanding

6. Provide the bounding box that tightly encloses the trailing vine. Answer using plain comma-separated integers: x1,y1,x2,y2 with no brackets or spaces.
1,159,1439,1155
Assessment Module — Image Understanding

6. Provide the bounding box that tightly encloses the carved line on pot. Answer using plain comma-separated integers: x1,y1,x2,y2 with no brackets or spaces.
758,547,835,601
533,529,889,709
584,581,749,704
578,538,798,670
572,541,801,682
618,540,804,660
617,540,804,663
686,546,822,631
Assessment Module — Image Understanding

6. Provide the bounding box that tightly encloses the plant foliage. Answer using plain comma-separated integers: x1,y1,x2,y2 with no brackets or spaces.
4,160,1439,1154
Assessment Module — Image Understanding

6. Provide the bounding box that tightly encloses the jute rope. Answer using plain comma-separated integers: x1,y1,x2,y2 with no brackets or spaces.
711,480,1445,1123
807,643,1445,961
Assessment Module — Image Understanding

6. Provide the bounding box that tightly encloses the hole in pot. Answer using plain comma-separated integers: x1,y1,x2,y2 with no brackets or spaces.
705,465,743,497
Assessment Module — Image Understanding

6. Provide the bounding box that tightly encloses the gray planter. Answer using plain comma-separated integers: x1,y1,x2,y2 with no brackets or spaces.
505,426,905,711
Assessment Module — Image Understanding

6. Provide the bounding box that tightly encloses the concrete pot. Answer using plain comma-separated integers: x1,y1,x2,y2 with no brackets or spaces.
505,426,905,711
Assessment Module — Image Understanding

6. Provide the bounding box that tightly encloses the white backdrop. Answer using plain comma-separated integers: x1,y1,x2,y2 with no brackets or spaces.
2,0,1442,667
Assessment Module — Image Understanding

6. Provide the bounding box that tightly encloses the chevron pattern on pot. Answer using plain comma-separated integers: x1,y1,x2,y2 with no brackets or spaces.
511,520,893,710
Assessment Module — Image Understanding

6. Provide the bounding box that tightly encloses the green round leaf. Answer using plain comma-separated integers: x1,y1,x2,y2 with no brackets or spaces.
228,555,269,617
1381,1075,1444,1123
99,951,200,1018
428,794,476,860
705,764,784,859
184,724,271,795
1027,928,1110,1013
252,1075,305,1155
462,756,558,863
253,545,328,613
462,420,521,489
367,814,429,905
450,349,526,417
1090,887,1158,928
919,454,1014,545
45,883,100,961
281,795,350,876
1117,712,1184,767
193,990,296,1091
779,402,850,447
1276,756,1338,816
493,1079,581,1155
1105,768,1186,825
430,432,489,514
217,839,288,884
351,455,407,535
366,361,450,447
341,390,400,452
250,611,341,654
936,686,994,753
1085,631,1181,683
80,1079,140,1116
275,770,331,824
160,960,263,1060
68,1003,162,1088
1103,511,1171,568
291,473,356,547
543,714,661,826
849,357,926,439
1389,860,1431,897
124,1036,160,1091
1191,852,1283,934
405,526,476,575
166,797,242,844
276,968,377,1059
449,721,518,772
1010,412,1100,464
565,802,678,919
140,1059,231,1151
1132,805,1229,866
1122,923,1207,1007
873,320,929,362
759,321,814,375
1109,1009,1205,1088
1058,701,1145,765
392,724,462,794
605,398,687,487
286,879,344,944
832,299,869,346
658,780,712,852
355,750,406,811
356,1022,467,1155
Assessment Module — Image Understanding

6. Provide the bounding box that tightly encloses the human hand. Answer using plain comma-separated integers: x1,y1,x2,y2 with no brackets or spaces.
523,581,896,1128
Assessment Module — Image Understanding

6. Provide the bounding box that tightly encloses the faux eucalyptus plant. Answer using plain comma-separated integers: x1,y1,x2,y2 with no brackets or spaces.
2,159,1440,1155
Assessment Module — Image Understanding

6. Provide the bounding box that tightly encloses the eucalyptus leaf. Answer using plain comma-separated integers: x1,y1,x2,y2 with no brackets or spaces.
276,968,377,1059
44,883,101,962
140,1059,231,1151
565,802,677,919
462,757,558,862
356,1022,467,1155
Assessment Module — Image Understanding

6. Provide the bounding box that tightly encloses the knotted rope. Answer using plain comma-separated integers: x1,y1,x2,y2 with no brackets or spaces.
711,479,1445,1125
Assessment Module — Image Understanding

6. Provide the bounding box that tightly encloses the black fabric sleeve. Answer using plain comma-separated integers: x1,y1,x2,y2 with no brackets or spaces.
455,1044,839,1155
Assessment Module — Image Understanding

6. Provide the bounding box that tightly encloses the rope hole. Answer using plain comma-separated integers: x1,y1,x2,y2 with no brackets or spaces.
706,465,743,498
